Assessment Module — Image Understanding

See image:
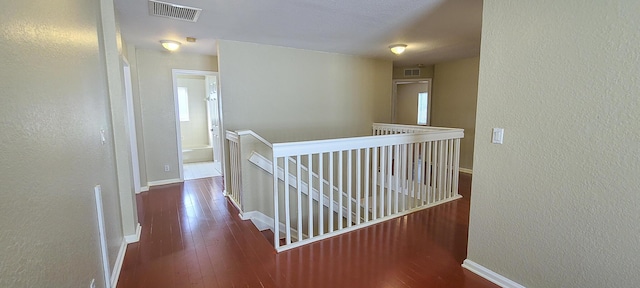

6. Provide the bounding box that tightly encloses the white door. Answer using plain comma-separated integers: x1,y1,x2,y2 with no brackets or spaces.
205,75,222,163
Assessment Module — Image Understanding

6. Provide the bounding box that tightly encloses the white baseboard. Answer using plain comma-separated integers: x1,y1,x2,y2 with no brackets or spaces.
147,178,182,187
139,186,149,193
462,259,525,288
124,223,142,243
240,211,272,231
110,239,127,288
239,210,302,241
459,168,473,174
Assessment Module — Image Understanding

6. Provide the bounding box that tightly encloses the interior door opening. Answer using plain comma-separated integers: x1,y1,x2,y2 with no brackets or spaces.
172,70,223,181
392,79,432,125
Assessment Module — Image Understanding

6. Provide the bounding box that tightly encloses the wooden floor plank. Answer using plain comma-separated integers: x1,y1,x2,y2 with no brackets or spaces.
117,174,496,288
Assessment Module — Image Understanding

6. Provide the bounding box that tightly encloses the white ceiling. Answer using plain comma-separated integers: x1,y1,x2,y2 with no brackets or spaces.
115,0,483,67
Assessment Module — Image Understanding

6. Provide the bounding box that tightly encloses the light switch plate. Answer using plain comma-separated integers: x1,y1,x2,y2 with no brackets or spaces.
492,128,504,144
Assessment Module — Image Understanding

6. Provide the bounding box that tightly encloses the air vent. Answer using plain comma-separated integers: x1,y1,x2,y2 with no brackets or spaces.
148,0,202,22
404,68,420,77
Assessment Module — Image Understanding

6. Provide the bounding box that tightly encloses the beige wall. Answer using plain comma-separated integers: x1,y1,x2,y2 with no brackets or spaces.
468,1,640,287
177,75,209,148
431,56,479,170
135,49,217,182
0,0,124,287
395,83,429,125
217,40,393,143
393,66,434,79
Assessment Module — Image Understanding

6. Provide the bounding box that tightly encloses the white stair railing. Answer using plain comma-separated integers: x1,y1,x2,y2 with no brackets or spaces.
247,151,355,220
272,127,463,252
225,131,243,210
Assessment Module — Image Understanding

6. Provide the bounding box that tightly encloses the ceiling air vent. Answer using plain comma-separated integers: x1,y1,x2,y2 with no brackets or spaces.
148,0,202,22
404,68,421,77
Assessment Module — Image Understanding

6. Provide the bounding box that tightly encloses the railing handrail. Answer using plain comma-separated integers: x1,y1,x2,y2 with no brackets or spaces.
236,130,273,147
273,129,463,157
372,123,457,131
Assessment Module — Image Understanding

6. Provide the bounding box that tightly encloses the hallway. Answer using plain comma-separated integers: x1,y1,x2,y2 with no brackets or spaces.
117,174,497,287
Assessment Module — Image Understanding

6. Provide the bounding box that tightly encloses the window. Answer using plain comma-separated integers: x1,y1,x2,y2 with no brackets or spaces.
417,92,428,125
178,87,190,121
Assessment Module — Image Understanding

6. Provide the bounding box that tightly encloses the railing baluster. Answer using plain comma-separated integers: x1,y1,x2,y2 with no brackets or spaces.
338,150,344,230
296,155,303,241
364,148,370,223
395,144,401,213
410,143,417,209
379,146,385,218
308,153,313,238
329,151,334,233
447,139,454,199
421,142,428,206
387,145,393,216
347,150,353,227
372,147,378,220
284,157,291,244
430,141,437,203
357,149,363,224
453,139,461,196
318,152,324,236
273,156,280,249
438,140,445,201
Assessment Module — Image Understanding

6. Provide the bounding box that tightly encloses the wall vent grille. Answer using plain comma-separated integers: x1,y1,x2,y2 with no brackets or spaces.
148,0,202,22
404,68,421,77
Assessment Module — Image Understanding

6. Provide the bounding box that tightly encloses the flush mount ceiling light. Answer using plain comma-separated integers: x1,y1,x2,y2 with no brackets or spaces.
160,40,181,51
389,44,407,55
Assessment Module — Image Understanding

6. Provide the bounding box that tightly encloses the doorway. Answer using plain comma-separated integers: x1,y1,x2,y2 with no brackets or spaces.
392,79,432,125
172,69,223,181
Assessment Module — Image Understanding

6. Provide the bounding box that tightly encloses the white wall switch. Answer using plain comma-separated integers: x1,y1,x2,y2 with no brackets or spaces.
164,164,170,172
492,128,504,144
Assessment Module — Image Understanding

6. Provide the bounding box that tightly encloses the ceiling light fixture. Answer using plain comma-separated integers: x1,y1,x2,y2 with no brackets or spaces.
160,40,181,51
389,44,407,55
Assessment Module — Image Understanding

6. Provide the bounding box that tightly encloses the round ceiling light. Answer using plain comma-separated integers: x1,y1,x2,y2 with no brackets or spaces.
160,40,181,52
389,44,407,55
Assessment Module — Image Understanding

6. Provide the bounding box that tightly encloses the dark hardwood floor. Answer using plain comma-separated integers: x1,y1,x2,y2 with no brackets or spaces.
117,174,497,288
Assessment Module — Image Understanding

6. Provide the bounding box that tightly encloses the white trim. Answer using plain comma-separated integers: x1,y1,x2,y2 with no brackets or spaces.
462,259,526,288
240,211,273,231
122,57,141,194
226,192,242,212
110,240,127,288
236,130,273,147
147,178,183,187
124,223,142,243
239,210,303,241
94,185,111,288
139,186,149,193
459,168,473,174
272,129,463,157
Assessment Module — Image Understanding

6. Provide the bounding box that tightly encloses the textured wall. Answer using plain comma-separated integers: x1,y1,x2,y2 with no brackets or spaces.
468,1,640,287
135,49,217,183
431,56,479,170
0,0,123,287
217,40,393,142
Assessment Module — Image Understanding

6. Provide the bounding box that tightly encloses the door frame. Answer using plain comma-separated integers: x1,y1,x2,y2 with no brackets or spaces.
172,69,222,181
392,78,432,125
122,57,141,193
